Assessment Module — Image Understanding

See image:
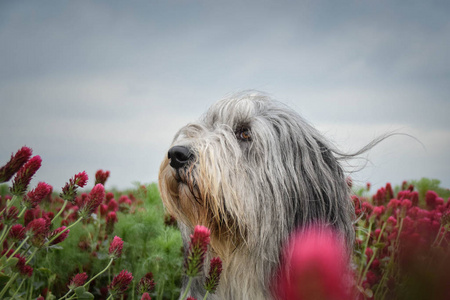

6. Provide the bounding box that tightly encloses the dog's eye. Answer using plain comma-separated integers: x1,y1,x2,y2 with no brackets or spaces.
236,128,252,141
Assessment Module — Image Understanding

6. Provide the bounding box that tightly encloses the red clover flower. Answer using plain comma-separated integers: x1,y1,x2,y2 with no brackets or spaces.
137,272,156,295
204,257,223,294
23,182,52,208
49,226,70,245
109,236,124,259
68,272,88,290
185,225,211,277
108,269,133,296
95,169,110,185
9,224,26,242
141,293,151,300
60,171,89,203
79,183,105,218
10,155,42,196
0,146,33,183
25,218,49,247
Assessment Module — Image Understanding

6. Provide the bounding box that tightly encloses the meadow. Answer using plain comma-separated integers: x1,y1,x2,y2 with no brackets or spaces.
0,146,448,299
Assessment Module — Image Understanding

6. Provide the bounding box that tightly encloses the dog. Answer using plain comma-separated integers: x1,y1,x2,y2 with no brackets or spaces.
158,92,355,299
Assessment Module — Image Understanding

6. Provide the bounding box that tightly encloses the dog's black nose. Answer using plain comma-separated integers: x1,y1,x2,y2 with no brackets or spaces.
168,146,193,169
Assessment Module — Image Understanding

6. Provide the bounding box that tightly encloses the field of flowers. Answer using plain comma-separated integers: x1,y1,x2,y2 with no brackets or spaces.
0,146,449,300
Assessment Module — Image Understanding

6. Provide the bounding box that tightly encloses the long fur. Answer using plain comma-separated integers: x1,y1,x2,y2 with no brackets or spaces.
159,92,358,299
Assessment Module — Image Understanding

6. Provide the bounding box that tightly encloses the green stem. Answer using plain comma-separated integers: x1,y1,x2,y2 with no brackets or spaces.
6,236,30,263
83,258,114,289
180,277,194,300
11,277,26,299
51,200,69,224
58,289,73,300
16,206,27,219
25,247,39,264
358,220,373,279
0,273,19,298
358,248,378,286
106,294,113,300
202,291,210,300
0,225,10,245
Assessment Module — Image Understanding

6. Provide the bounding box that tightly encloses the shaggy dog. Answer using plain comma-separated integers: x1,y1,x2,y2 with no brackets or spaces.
159,92,355,299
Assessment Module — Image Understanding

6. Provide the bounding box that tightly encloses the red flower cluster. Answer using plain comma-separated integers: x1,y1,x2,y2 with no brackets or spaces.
354,182,450,299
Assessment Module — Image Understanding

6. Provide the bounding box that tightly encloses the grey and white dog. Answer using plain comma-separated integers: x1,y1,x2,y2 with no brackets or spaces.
159,92,355,300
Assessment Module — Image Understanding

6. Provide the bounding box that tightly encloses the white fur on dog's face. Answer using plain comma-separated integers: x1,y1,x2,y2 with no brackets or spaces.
158,92,354,299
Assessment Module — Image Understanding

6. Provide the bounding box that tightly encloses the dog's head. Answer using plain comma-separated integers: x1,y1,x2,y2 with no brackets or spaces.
159,93,354,254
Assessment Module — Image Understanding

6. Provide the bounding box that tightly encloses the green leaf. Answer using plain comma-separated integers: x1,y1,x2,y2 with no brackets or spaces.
78,291,94,300
74,286,86,296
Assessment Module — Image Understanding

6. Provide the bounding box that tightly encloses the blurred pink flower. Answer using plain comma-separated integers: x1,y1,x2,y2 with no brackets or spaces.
10,155,42,196
0,146,33,183
272,225,352,300
108,269,133,296
25,218,49,247
49,226,69,245
95,169,110,185
9,224,26,242
109,236,124,259
68,272,88,290
141,293,151,300
137,272,155,295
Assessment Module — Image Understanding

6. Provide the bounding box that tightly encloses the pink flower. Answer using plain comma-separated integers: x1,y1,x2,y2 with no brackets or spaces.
23,182,52,208
0,146,33,183
25,218,49,247
107,199,119,212
141,293,151,300
79,184,105,218
426,191,439,209
109,236,124,259
185,225,211,277
272,225,352,300
60,171,89,203
95,169,110,185
9,224,26,242
49,226,69,245
137,272,156,295
68,272,88,290
204,257,223,293
10,155,42,196
74,171,89,187
108,269,133,296
186,298,197,300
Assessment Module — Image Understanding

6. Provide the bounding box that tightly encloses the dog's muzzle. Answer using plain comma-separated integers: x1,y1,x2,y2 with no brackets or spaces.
168,145,193,169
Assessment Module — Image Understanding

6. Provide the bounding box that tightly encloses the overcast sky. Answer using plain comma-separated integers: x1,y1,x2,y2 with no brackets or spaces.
1,1,449,193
